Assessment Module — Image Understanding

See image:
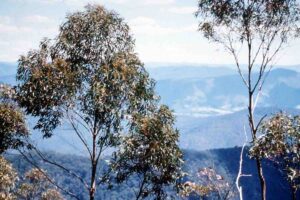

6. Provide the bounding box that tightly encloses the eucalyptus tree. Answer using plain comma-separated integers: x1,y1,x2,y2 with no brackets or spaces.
16,5,155,200
250,113,300,200
0,84,28,154
0,156,18,200
196,1,300,199
109,105,183,200
181,167,236,200
17,168,64,200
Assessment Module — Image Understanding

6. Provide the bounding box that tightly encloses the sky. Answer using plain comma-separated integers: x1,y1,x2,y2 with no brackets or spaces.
1,0,300,66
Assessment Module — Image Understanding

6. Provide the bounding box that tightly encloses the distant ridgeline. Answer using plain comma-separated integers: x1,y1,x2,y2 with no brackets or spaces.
5,148,299,200
1,64,300,152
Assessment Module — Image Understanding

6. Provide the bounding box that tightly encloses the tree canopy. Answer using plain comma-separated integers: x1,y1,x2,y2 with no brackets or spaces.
109,105,183,200
0,84,28,154
250,113,300,199
15,4,172,200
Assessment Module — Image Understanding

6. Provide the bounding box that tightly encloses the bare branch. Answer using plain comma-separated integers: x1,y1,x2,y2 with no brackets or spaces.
66,111,93,159
28,144,90,191
18,149,81,200
236,125,252,200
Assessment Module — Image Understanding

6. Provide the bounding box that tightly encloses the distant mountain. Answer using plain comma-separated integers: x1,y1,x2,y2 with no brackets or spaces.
176,107,300,150
5,147,299,200
1,63,300,152
155,68,300,117
147,65,236,80
0,62,17,76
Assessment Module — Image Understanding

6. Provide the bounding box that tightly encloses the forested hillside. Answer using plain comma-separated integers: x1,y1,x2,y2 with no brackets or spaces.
5,148,299,200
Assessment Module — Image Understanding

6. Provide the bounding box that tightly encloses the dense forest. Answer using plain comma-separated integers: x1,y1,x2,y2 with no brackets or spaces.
3,148,299,199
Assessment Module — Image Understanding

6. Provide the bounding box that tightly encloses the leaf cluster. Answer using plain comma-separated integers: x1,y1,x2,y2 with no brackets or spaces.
0,85,28,154
109,105,183,199
250,113,300,191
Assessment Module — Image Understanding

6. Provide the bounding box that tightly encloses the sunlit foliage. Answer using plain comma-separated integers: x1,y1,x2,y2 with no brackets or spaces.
0,156,18,200
109,105,183,200
250,113,300,199
0,84,28,154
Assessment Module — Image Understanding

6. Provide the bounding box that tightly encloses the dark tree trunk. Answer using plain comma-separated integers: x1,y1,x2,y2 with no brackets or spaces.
291,186,297,200
136,175,146,200
255,158,266,200
90,133,97,200
248,64,267,200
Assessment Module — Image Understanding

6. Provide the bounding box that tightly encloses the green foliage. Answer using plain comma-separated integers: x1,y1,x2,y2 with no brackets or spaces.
17,168,63,200
15,4,158,199
196,2,300,199
250,113,300,197
181,167,236,200
196,0,300,43
16,5,155,138
109,105,183,200
0,84,28,154
0,156,18,200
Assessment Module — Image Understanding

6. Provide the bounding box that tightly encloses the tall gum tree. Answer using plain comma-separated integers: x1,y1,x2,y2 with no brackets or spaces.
195,1,300,199
16,5,156,200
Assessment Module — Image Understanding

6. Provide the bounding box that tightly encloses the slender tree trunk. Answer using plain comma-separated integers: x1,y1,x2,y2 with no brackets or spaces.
90,162,97,200
90,134,97,200
248,88,267,200
136,175,146,200
246,35,267,199
291,185,297,200
255,158,267,200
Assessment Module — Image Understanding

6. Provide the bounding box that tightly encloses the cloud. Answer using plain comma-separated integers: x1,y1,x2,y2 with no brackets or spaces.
0,16,11,24
167,6,197,14
0,13,59,62
13,0,174,6
175,106,235,118
0,23,32,34
129,17,197,36
143,0,175,5
24,15,54,24
129,17,174,36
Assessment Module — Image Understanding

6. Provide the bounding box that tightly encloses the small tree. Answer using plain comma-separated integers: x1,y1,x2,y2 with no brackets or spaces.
0,156,18,200
181,167,236,200
17,168,64,200
41,189,64,200
250,113,300,200
109,105,183,200
16,5,155,200
196,1,300,199
0,84,28,154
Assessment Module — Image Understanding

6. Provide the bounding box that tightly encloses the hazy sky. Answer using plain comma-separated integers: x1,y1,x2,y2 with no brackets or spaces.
1,0,300,65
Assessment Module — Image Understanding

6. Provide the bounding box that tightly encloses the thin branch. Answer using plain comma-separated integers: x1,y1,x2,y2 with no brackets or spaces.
255,114,267,133
236,125,252,200
70,108,94,134
18,149,81,200
29,145,90,191
226,35,249,88
67,112,93,159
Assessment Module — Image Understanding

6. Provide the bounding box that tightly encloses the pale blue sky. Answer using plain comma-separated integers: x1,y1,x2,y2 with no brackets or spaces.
1,0,300,65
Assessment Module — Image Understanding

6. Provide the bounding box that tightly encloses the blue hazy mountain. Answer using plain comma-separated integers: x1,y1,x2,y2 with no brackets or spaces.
0,62,17,76
147,65,236,80
0,62,17,85
1,63,300,152
176,107,299,150
155,68,300,117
